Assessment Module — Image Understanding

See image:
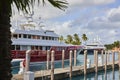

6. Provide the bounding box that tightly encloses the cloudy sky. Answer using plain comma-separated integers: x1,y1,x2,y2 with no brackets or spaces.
11,0,120,44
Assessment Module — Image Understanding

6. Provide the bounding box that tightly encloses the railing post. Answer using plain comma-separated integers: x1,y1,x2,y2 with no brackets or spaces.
74,50,77,66
84,50,87,75
51,50,55,80
62,50,65,68
69,50,73,78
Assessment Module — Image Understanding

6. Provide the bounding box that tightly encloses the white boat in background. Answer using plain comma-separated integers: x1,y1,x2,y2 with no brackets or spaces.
80,38,106,54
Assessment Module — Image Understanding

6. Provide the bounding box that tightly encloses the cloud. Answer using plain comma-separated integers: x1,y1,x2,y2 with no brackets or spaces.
11,0,119,44
107,7,120,22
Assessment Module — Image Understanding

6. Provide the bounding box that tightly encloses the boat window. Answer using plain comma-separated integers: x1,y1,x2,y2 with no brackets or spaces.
16,45,20,50
52,37,54,40
28,35,31,39
32,35,36,39
19,34,21,38
37,36,40,39
31,46,34,50
13,34,17,39
23,34,27,38
35,46,38,50
11,45,15,50
49,37,51,40
42,36,45,40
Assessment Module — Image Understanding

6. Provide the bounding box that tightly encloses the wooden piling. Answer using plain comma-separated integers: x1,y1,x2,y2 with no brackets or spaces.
107,51,110,62
94,50,96,67
51,50,55,80
74,50,77,66
84,50,87,75
62,50,65,68
47,50,50,70
69,50,73,78
118,51,120,68
95,50,98,73
101,50,104,65
112,51,115,69
105,51,107,71
25,50,31,72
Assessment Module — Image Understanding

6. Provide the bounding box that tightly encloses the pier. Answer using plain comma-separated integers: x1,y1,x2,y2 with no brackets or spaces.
12,50,120,80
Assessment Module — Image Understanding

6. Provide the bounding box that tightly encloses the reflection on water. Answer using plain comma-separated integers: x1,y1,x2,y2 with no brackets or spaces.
64,68,119,80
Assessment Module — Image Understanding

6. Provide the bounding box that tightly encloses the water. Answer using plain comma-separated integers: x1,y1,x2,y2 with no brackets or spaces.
12,52,119,79
63,68,120,80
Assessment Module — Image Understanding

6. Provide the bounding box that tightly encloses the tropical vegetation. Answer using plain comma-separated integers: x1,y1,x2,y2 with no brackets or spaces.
82,34,88,45
0,0,68,80
105,40,120,50
61,33,87,45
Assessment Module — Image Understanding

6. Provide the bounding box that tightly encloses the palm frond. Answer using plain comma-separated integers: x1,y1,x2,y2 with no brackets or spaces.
12,0,68,13
48,0,68,11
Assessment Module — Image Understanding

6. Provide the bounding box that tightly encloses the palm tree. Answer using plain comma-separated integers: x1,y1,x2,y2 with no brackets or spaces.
72,33,81,45
59,35,64,42
0,0,68,80
82,34,88,45
65,35,73,44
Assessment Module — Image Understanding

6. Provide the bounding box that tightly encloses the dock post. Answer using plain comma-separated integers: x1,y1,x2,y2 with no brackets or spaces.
107,51,110,62
101,50,104,65
95,50,98,73
112,51,115,69
47,50,50,70
118,51,120,68
105,51,107,71
94,50,96,67
74,50,77,66
62,50,65,68
69,50,73,78
84,50,87,75
25,50,32,72
51,50,55,80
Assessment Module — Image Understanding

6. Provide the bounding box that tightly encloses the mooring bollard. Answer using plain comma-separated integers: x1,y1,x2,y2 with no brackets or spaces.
84,50,87,75
69,50,73,78
47,50,50,70
24,71,34,80
51,50,55,80
62,50,65,68
74,50,77,66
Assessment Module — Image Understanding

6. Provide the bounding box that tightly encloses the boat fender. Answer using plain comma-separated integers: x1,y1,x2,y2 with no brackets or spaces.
23,59,26,67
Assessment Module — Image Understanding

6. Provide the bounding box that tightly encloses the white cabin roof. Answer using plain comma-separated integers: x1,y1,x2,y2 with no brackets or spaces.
12,39,69,46
11,29,58,37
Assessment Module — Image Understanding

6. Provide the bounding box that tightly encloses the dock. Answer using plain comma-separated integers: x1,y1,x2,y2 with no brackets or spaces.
12,50,120,80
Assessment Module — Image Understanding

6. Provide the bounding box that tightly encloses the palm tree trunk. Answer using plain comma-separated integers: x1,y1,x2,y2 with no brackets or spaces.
0,1,12,80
